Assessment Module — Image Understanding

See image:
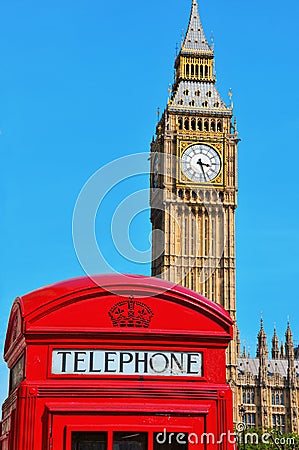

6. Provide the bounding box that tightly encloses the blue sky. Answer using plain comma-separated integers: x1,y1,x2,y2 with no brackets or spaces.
0,0,299,403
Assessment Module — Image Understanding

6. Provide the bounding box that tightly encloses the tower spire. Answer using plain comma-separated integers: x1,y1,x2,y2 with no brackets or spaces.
285,321,294,360
181,0,211,54
150,0,238,404
286,320,292,340
272,326,280,359
257,318,268,358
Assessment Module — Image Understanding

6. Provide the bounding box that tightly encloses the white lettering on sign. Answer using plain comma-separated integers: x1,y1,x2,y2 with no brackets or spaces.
51,350,202,377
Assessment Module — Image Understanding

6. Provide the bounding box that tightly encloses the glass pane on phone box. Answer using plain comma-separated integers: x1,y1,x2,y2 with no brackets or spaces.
113,432,148,450
154,432,188,450
72,432,107,450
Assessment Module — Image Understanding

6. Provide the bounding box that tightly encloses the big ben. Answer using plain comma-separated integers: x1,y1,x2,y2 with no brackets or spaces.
150,0,239,385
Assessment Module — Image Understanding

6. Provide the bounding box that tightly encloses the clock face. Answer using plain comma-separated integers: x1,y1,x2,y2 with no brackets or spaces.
181,144,221,183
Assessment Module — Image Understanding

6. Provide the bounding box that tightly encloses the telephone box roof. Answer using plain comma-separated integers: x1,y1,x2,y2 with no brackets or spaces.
4,274,233,360
16,274,232,319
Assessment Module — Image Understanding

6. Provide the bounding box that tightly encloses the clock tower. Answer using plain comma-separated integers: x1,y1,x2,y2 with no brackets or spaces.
150,0,239,383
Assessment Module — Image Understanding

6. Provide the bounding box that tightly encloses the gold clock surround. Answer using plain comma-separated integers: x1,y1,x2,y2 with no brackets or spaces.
178,140,224,186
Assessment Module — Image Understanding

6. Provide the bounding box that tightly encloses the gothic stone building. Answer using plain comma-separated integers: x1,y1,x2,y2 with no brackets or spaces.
236,321,299,433
150,0,299,433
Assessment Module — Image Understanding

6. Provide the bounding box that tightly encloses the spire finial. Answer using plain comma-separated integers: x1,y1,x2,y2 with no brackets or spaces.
286,319,292,336
156,107,160,122
210,30,214,50
228,88,234,109
257,315,268,358
272,324,280,359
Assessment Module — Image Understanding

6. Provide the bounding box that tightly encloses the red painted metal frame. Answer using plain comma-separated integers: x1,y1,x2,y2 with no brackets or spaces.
0,274,235,450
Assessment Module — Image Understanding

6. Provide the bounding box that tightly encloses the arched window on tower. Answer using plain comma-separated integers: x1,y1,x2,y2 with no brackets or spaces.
191,118,196,130
195,65,199,77
200,65,203,78
197,119,203,131
204,276,209,299
204,216,209,256
217,120,223,132
183,218,188,255
190,271,194,291
205,65,209,77
191,215,195,255
211,121,216,132
191,64,194,76
186,64,190,77
211,218,216,256
178,117,183,130
184,118,190,130
204,119,209,131
211,273,215,302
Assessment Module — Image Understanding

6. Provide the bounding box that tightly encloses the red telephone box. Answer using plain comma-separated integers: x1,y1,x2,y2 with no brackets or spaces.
0,274,235,450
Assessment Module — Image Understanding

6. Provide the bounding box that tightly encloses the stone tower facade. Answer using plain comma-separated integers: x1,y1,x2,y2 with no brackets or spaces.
150,0,239,390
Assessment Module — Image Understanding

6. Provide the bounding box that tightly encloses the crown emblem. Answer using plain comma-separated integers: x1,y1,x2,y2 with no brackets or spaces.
109,296,154,328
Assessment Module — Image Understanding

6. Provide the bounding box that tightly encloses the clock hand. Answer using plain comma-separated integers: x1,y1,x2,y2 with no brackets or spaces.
197,158,210,168
197,158,207,182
